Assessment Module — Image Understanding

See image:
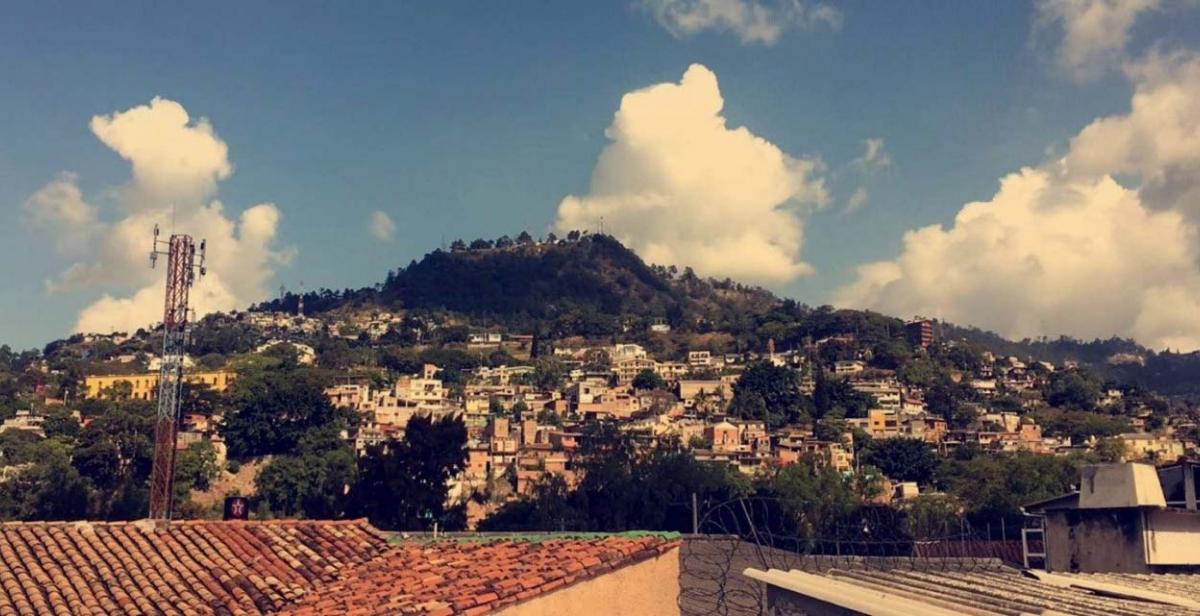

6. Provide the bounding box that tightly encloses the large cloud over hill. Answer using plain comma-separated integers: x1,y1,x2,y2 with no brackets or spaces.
554,64,829,285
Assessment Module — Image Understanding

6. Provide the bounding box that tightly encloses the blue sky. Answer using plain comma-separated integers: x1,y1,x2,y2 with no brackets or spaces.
3,1,1200,349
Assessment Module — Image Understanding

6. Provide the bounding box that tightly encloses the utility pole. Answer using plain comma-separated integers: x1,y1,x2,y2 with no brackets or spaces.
691,492,699,534
148,225,206,522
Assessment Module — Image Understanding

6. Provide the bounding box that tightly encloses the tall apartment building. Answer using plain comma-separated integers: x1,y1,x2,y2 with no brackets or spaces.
905,318,935,348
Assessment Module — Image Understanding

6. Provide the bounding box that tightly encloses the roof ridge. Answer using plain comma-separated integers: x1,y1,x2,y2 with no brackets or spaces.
0,517,379,529
281,534,682,614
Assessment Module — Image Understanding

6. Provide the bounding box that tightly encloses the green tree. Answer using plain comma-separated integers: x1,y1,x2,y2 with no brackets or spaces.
532,357,566,391
0,453,91,521
1093,437,1127,463
535,407,562,426
730,362,809,428
937,451,1080,528
898,358,939,387
315,338,359,370
256,426,358,518
511,400,529,421
812,372,875,419
348,415,468,531
73,402,156,502
925,378,976,428
42,409,81,440
813,415,848,443
1033,409,1129,444
220,367,353,458
0,430,52,465
1044,370,1102,411
631,369,665,391
904,494,965,539
861,438,939,485
869,339,911,370
481,421,749,533
939,343,985,372
174,441,220,505
818,340,857,366
760,461,862,540
380,347,422,374
180,381,223,416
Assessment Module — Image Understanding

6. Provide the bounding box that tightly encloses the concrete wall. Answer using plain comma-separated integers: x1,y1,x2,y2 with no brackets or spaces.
1045,509,1148,573
498,547,680,616
677,537,773,616
1144,509,1200,565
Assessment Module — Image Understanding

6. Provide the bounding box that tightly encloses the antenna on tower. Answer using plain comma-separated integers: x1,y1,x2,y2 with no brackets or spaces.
150,225,160,268
147,226,207,524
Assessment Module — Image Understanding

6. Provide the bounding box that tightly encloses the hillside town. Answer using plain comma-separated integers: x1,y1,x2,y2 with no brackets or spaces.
40,301,1191,527
11,3,1200,614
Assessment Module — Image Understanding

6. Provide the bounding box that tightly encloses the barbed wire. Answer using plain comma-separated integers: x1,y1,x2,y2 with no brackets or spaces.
677,497,1039,616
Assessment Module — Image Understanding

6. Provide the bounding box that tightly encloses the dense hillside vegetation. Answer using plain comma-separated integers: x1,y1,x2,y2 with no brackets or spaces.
257,234,780,338
254,233,1200,395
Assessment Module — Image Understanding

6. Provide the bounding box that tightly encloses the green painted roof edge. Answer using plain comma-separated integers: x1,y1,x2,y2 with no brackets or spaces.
384,530,682,545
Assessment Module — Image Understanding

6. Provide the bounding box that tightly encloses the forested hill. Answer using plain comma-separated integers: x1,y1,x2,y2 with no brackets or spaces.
379,234,685,318
253,233,1200,395
255,233,780,334
945,324,1200,396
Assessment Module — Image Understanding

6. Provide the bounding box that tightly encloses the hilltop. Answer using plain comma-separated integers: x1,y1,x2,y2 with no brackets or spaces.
255,233,780,337
251,232,1200,395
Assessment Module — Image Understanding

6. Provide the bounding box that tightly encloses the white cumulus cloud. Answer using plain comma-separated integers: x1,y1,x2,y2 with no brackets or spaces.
90,97,233,210
553,63,828,284
25,97,292,335
640,0,841,45
369,210,396,241
1035,0,1159,79
1065,50,1200,217
22,172,99,251
834,51,1200,351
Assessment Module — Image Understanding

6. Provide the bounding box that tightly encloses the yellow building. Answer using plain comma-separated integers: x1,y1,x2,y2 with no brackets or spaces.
1118,432,1187,462
84,371,235,400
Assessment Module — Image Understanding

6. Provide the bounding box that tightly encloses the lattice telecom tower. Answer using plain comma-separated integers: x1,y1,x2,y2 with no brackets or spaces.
148,225,206,521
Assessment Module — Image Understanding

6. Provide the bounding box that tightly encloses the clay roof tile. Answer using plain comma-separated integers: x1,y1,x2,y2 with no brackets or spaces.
0,519,388,616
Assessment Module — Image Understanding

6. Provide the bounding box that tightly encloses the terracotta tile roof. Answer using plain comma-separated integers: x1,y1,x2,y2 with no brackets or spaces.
281,535,680,615
0,519,388,616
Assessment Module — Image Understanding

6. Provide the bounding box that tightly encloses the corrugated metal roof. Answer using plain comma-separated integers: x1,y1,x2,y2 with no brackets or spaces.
1054,571,1200,607
746,564,1200,616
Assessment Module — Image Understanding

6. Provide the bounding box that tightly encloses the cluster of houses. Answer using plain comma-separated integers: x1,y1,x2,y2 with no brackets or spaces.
22,312,1192,525
306,335,1193,524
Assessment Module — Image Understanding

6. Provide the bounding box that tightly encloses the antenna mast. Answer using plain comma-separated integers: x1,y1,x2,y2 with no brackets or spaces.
148,224,206,522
